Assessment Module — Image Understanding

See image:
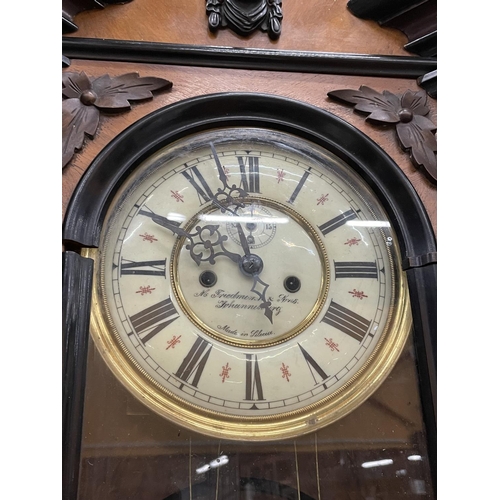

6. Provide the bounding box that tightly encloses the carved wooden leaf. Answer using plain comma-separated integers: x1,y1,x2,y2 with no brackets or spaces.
397,115,437,149
63,70,173,168
62,99,100,168
400,89,429,116
328,86,437,183
328,86,401,123
397,117,437,182
409,142,437,182
62,71,92,99
91,73,173,110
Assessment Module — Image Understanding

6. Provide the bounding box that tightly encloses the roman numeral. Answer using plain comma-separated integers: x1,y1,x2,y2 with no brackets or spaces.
334,261,378,280
245,354,265,401
129,298,179,343
298,344,328,389
175,336,212,388
287,167,311,204
237,156,260,193
120,258,167,277
321,301,371,342
182,166,214,204
318,209,358,236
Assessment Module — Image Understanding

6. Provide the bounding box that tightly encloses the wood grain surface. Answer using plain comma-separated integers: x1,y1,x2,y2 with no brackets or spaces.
65,0,410,56
62,60,437,235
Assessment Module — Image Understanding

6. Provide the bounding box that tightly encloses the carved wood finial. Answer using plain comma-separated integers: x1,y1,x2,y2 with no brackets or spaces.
206,0,283,39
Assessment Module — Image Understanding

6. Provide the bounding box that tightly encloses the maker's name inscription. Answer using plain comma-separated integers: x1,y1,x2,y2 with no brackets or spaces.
193,288,301,338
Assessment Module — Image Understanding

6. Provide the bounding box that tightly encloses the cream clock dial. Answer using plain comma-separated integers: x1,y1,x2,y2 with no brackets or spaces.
89,127,410,439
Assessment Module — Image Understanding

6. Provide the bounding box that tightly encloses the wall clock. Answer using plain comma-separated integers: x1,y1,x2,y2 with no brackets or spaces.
63,93,436,499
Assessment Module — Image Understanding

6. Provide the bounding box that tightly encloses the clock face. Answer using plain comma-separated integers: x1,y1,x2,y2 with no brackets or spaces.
91,127,410,440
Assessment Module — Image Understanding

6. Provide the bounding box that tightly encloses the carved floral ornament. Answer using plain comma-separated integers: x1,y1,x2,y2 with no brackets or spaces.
328,86,437,183
62,71,172,168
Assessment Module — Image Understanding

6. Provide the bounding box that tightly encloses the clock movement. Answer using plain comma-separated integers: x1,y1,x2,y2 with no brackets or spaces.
63,92,436,498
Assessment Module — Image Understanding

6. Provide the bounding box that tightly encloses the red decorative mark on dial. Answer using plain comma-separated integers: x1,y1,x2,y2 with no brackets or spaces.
280,362,291,382
220,362,231,383
136,285,156,295
277,169,285,183
325,338,340,352
166,335,182,350
316,194,329,206
349,289,368,300
344,237,361,246
140,232,158,243
170,190,185,202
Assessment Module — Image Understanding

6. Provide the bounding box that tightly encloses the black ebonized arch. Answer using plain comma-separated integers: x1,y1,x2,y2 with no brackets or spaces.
63,92,437,491
63,93,435,256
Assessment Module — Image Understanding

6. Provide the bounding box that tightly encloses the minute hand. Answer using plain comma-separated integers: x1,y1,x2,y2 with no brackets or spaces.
234,217,273,324
235,221,251,257
209,142,248,212
210,142,229,188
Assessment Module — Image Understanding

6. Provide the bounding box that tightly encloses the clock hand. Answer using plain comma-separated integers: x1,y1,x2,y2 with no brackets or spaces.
210,142,229,188
247,205,256,245
141,208,239,265
251,275,274,324
190,206,274,324
142,205,273,323
187,224,241,265
138,209,189,238
235,220,251,257
236,243,273,324
232,208,273,324
209,142,248,212
187,219,273,325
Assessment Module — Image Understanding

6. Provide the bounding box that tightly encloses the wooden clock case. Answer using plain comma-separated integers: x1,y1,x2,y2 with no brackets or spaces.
62,2,437,499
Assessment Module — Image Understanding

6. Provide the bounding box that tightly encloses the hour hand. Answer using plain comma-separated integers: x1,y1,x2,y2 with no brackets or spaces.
251,275,273,324
238,253,273,324
186,224,241,265
140,208,240,266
